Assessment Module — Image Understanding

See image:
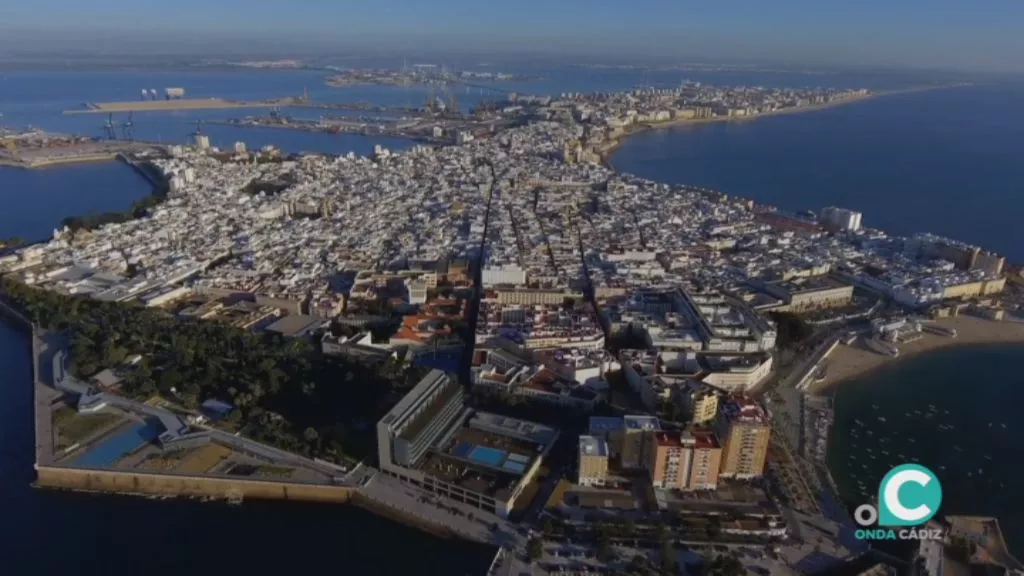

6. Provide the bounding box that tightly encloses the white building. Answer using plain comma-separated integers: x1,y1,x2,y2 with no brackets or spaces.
482,266,527,287
821,206,863,232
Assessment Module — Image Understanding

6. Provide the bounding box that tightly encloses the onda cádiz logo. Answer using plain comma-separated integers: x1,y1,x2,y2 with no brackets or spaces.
853,464,945,541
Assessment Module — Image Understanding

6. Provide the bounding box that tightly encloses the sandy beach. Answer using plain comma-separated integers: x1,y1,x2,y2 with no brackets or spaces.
807,316,1024,395
599,83,968,167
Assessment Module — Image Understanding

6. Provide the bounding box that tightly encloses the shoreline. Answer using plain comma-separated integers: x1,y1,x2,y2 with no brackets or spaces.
807,315,1024,396
2,314,484,549
600,83,969,168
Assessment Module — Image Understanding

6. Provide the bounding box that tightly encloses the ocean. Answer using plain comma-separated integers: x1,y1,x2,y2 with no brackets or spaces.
2,64,1024,568
826,345,1022,556
611,81,1024,262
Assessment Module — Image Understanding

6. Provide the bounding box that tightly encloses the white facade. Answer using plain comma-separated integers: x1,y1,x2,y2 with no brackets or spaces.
482,266,527,287
821,206,863,232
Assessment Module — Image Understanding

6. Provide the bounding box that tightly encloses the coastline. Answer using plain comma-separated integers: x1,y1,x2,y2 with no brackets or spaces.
807,315,1024,395
3,313,485,548
599,83,968,168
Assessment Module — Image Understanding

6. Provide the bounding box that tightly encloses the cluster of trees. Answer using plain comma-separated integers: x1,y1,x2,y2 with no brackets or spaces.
767,311,814,349
1,278,426,463
60,193,166,233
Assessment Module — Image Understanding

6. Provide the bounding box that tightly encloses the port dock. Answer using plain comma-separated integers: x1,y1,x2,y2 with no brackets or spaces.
64,97,307,115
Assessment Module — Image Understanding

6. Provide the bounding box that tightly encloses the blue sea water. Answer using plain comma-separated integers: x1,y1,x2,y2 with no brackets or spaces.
612,81,1024,261
0,161,153,242
3,64,1024,568
0,320,497,573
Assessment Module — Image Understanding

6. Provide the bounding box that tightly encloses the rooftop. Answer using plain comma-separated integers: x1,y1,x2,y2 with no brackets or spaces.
579,435,609,458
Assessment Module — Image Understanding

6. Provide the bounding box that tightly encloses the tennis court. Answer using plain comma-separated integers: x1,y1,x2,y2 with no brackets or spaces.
468,445,507,467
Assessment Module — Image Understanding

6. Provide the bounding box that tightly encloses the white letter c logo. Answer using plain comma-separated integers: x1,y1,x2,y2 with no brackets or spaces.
884,469,933,522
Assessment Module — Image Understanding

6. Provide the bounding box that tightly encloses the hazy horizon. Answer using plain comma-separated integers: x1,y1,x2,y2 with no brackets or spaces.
0,0,1022,74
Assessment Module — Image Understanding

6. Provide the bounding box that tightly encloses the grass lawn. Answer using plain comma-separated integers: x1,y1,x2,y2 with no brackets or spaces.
55,410,121,449
256,465,295,478
176,444,232,474
137,451,186,471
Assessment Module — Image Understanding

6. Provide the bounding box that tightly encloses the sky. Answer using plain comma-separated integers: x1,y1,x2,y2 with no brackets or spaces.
1,0,1023,71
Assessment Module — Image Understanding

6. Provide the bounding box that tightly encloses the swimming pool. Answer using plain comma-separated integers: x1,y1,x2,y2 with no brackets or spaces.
73,419,162,468
468,445,507,467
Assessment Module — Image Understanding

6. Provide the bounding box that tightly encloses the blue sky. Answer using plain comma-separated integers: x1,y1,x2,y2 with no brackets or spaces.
2,0,1022,71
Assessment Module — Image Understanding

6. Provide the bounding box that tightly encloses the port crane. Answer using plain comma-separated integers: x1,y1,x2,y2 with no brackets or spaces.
103,113,117,140
121,112,135,141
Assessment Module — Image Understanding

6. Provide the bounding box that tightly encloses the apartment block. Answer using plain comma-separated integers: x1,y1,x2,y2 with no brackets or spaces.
714,396,771,479
648,431,694,489
621,415,660,469
687,430,723,490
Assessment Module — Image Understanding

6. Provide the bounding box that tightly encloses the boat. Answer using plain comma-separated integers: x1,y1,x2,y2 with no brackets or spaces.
877,416,886,423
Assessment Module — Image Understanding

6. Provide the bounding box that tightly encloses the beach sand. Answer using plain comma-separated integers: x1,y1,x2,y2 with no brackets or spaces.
808,316,1024,395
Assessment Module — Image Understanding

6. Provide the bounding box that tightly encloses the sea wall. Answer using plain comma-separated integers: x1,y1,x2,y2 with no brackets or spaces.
35,465,356,503
349,491,461,540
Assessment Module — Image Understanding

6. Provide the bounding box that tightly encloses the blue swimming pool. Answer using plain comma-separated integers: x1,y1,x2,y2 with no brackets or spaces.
452,441,474,459
73,419,163,468
468,445,507,467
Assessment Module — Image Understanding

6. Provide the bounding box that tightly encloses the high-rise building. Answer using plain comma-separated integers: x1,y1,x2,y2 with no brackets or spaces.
646,430,722,491
377,370,465,469
686,430,722,490
714,396,771,479
621,415,660,469
820,206,863,232
577,436,609,487
648,431,693,489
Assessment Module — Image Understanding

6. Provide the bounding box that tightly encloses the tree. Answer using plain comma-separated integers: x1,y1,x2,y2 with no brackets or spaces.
541,517,555,535
767,312,813,349
629,554,648,572
706,516,722,541
598,534,617,563
706,555,745,576
660,538,678,575
527,537,544,562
